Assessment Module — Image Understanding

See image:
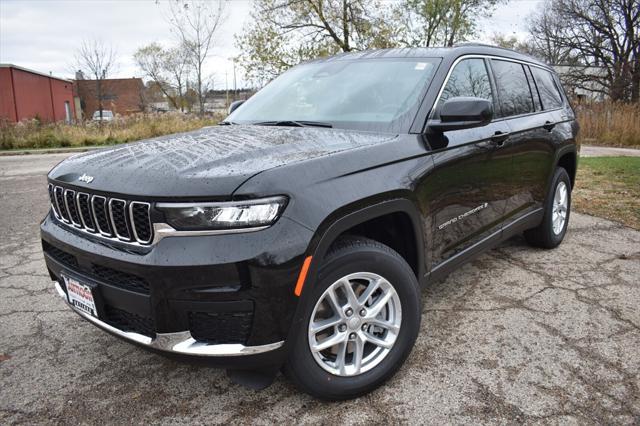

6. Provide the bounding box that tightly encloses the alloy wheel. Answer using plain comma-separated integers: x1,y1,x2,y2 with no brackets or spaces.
552,181,568,235
307,272,402,376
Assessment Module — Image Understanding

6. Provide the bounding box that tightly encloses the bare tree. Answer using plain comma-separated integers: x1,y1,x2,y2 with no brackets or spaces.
527,0,640,102
134,43,191,111
75,39,117,120
165,0,225,114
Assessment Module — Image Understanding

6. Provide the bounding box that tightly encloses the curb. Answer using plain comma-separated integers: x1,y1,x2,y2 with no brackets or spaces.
0,146,103,156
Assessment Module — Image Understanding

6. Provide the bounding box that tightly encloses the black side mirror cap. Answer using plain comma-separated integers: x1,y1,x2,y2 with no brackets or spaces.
228,100,245,115
428,97,493,132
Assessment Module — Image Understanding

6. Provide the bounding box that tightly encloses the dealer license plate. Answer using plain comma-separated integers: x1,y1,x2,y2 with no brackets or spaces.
63,276,98,317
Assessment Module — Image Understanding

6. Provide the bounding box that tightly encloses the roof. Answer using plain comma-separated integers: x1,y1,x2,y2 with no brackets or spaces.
307,44,550,69
75,77,143,83
0,64,72,83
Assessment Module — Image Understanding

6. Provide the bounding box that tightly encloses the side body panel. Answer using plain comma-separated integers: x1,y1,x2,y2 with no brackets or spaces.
421,124,511,267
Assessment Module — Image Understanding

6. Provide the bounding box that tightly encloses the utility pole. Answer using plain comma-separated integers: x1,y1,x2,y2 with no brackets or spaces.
233,59,237,102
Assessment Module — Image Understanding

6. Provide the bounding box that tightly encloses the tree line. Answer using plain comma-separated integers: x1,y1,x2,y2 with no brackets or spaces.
76,0,639,111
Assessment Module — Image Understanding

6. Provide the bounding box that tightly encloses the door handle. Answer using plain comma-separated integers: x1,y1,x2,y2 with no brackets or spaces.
543,121,556,131
491,131,510,146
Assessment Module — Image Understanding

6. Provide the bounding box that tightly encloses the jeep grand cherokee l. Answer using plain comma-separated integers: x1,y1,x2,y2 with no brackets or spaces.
41,45,578,400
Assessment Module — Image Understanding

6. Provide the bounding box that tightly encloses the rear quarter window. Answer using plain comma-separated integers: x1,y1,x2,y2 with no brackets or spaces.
531,67,563,109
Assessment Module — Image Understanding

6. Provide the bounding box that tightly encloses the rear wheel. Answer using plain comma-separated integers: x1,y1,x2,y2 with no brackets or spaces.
524,167,572,248
285,237,421,400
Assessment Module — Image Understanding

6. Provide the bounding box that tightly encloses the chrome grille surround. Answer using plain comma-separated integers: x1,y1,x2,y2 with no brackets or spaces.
129,202,153,244
53,185,70,222
76,192,96,232
108,198,131,241
47,184,153,246
64,189,82,227
91,195,112,237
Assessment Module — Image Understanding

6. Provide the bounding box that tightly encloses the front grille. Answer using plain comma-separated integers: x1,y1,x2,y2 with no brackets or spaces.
53,186,69,222
92,196,111,235
91,264,150,293
65,189,81,225
77,193,95,231
109,199,130,240
48,184,153,245
130,202,152,243
189,310,253,344
104,305,154,337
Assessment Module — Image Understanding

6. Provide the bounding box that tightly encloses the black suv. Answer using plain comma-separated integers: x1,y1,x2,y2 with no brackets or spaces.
41,45,578,400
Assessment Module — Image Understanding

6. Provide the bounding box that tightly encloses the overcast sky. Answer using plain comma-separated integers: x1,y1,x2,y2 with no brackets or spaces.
0,0,543,87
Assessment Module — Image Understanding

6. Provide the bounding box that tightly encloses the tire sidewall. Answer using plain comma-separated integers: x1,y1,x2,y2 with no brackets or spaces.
546,168,572,246
288,243,421,400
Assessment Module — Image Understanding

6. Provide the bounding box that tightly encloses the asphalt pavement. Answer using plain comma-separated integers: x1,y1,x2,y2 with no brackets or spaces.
1,153,639,424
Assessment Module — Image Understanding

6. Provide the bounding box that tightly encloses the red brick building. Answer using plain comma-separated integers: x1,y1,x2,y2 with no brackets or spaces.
75,78,145,118
0,64,76,123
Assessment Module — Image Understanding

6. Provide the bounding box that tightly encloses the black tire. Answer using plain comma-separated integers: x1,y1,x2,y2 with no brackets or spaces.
284,236,421,400
524,167,572,249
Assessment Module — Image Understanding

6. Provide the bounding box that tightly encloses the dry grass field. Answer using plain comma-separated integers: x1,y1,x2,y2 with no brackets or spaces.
1,102,639,150
0,113,223,151
577,102,640,148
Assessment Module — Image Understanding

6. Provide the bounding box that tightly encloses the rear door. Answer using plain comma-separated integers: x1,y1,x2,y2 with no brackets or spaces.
420,58,511,268
489,59,556,224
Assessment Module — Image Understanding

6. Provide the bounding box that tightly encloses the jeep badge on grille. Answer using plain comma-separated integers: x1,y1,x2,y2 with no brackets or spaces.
78,174,94,183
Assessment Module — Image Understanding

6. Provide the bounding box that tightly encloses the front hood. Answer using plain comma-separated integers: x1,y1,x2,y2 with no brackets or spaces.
49,125,396,198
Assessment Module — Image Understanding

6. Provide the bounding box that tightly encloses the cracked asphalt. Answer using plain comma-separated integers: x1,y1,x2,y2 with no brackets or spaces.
1,153,639,425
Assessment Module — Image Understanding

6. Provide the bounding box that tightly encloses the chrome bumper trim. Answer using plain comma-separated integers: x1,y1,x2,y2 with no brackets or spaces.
54,281,284,356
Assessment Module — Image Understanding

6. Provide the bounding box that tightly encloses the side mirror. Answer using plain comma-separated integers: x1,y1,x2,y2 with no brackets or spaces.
228,100,245,115
428,97,493,132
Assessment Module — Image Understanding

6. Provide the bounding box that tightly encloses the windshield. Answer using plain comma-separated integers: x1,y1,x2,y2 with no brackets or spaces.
227,58,440,133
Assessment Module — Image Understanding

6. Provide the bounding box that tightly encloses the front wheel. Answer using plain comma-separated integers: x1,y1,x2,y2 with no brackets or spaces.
524,167,572,248
284,237,421,400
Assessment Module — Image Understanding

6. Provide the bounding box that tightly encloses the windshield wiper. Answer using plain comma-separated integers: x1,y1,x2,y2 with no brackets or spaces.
218,120,237,125
253,120,333,128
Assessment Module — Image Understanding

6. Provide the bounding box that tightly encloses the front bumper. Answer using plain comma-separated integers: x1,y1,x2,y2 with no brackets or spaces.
41,211,313,366
53,281,284,357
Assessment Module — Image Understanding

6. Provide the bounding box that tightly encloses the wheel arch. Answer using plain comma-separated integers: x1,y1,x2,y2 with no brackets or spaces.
556,148,577,189
283,195,426,354
308,196,425,284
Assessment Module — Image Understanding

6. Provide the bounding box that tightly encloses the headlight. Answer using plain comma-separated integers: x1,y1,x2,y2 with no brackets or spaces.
157,196,288,231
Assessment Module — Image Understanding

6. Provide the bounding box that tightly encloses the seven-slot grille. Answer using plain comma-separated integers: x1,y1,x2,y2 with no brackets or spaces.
48,183,153,245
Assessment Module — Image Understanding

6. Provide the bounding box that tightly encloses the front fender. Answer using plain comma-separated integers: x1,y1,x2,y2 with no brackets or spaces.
281,196,426,358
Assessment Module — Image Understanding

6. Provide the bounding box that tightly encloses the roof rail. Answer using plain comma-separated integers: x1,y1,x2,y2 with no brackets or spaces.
452,42,497,48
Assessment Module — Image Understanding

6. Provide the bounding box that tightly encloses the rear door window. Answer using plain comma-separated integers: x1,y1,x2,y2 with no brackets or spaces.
531,67,563,110
491,60,535,117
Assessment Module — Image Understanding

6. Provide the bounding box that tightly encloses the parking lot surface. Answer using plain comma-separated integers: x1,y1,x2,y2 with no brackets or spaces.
1,153,639,424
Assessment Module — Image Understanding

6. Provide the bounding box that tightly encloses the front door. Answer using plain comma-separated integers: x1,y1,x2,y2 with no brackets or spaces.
418,58,512,269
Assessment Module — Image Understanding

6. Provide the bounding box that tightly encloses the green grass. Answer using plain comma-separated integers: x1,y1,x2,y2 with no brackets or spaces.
573,157,640,229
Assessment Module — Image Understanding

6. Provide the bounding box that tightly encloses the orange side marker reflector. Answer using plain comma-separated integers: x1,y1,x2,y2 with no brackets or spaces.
294,256,313,297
